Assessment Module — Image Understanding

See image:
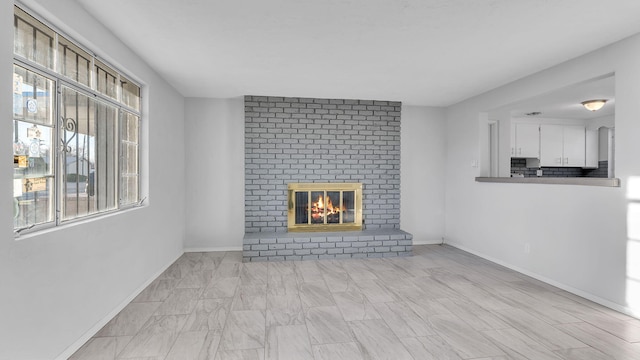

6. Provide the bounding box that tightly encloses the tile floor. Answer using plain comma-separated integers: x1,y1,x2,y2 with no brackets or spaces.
70,245,640,360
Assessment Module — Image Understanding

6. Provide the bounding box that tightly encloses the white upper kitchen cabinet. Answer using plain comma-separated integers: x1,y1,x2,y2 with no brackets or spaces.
511,123,539,158
540,124,585,167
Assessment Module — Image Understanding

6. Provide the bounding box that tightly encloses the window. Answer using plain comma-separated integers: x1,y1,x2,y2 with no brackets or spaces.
12,6,141,234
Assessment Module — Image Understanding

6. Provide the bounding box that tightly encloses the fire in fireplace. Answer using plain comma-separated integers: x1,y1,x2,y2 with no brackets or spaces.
288,183,362,232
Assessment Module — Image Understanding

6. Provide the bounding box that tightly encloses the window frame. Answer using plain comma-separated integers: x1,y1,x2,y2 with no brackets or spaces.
12,4,142,236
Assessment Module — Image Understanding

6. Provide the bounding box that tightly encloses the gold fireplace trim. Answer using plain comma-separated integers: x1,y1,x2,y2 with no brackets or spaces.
288,183,363,232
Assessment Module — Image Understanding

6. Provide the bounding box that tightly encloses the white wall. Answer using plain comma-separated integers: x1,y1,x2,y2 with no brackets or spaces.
445,33,640,315
401,105,446,243
184,98,245,250
1,1,186,359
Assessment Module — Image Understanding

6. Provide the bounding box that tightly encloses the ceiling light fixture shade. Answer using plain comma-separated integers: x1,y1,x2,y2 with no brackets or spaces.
581,99,608,111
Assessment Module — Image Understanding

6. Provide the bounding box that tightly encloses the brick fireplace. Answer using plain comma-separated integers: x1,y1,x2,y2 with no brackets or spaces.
243,95,412,262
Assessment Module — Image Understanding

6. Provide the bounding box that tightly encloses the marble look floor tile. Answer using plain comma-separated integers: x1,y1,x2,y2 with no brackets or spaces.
183,298,232,334
493,308,586,350
332,286,381,322
321,271,352,293
221,251,243,264
298,281,335,309
96,302,161,337
377,276,428,300
555,302,640,342
400,336,462,360
154,288,202,316
73,245,640,360
553,347,615,360
213,263,241,279
240,262,268,288
355,279,397,303
496,289,581,325
198,252,225,271
312,342,365,360
373,301,435,337
70,336,124,360
203,277,239,299
177,269,215,289
428,314,505,359
436,297,510,331
266,274,297,295
232,285,267,311
385,258,433,277
118,315,188,359
268,261,295,277
555,322,640,359
348,319,413,360
265,325,314,360
164,330,219,360
443,282,513,311
132,279,180,303
316,259,347,274
467,263,524,283
219,310,265,351
159,261,186,280
405,297,452,319
266,307,305,328
411,276,459,299
215,349,265,360
482,328,563,360
341,261,379,280
294,263,325,283
305,306,353,345
557,291,635,321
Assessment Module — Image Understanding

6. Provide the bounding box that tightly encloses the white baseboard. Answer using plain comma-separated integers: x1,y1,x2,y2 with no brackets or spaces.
55,251,183,360
413,239,444,245
445,240,640,319
184,246,243,252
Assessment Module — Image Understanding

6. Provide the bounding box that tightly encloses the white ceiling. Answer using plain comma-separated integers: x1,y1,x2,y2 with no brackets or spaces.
75,0,640,106
495,74,615,120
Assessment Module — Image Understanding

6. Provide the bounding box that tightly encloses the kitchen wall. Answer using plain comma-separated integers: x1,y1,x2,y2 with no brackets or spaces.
2,1,186,359
445,33,640,316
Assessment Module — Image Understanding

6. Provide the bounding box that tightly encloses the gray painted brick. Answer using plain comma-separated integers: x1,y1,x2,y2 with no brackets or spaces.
295,249,311,256
244,95,407,260
252,244,268,251
277,249,294,256
390,246,406,252
383,240,398,247
269,244,286,250
310,248,327,255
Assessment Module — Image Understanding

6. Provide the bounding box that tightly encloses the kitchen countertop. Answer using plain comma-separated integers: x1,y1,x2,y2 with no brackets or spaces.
475,177,620,187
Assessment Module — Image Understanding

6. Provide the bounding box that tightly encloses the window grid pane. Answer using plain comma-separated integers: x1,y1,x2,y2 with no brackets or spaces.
58,36,91,87
14,7,55,70
13,5,141,232
13,65,55,230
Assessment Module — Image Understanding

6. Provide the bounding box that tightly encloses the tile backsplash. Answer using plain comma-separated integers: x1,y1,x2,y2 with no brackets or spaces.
510,158,608,178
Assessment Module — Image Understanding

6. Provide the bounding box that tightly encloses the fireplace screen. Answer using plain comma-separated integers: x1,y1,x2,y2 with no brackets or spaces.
288,183,362,232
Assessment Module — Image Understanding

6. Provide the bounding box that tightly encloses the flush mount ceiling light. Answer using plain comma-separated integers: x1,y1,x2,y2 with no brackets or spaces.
581,99,608,112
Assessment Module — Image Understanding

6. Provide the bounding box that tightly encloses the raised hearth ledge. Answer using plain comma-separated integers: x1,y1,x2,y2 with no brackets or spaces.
243,229,413,262
475,177,620,187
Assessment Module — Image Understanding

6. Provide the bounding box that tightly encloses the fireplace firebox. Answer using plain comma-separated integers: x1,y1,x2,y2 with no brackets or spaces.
288,183,362,232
